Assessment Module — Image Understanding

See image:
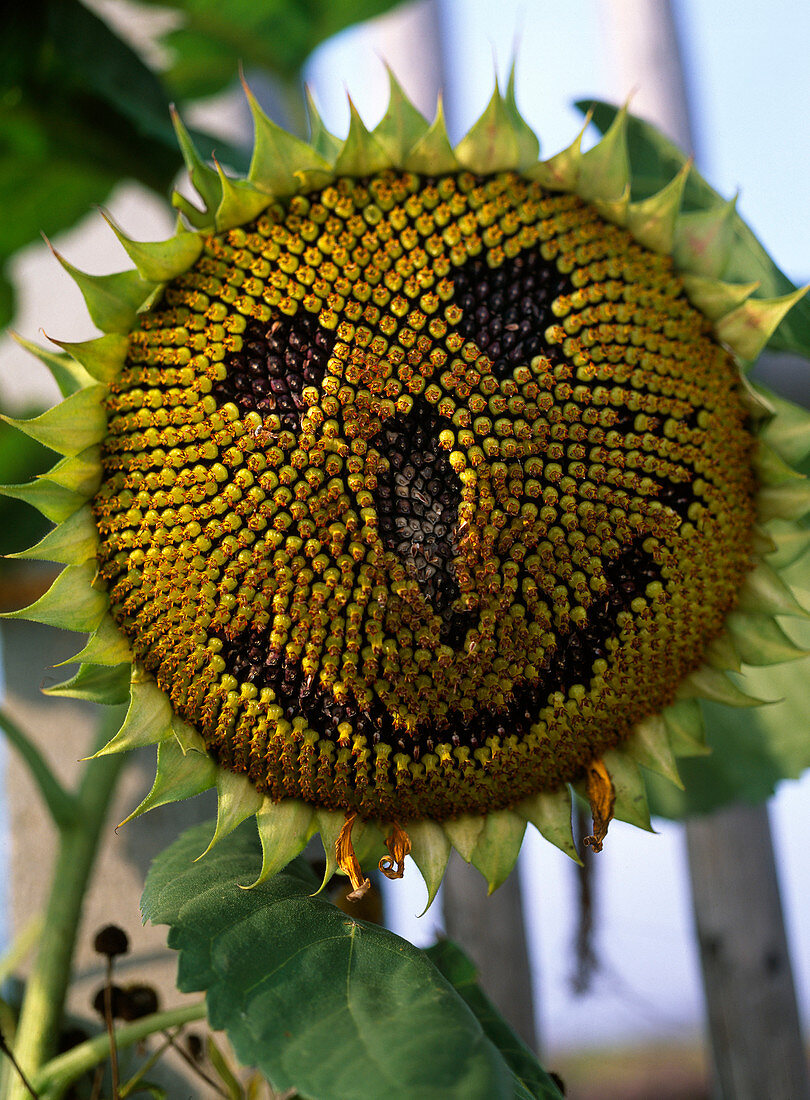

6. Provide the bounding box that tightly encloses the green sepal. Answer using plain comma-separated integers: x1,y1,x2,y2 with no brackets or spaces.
350,818,387,866
672,196,737,278
312,809,344,894
681,275,760,322
758,389,810,466
505,65,542,168
333,99,391,178
626,161,689,254
102,214,203,283
578,103,629,204
470,810,526,894
214,163,271,233
170,105,222,217
754,441,804,486
590,185,630,228
455,83,538,175
305,87,343,163
44,446,101,496
715,284,809,362
0,562,106,632
59,611,133,667
10,333,95,396
8,504,98,566
737,560,808,617
1,386,106,457
120,737,216,825
757,481,810,522
677,665,768,707
662,698,709,757
43,662,131,704
248,798,314,888
94,673,173,755
703,630,742,672
518,786,581,863
763,521,810,570
725,611,809,665
246,84,333,196
52,249,155,334
408,819,451,912
172,190,213,231
0,480,85,523
199,769,264,859
404,97,458,175
373,68,430,166
442,814,485,862
171,713,202,753
625,714,683,789
526,111,590,191
601,749,652,831
49,333,128,385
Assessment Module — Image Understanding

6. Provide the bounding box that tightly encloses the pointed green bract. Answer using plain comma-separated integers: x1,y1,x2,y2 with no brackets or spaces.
8,504,98,566
754,441,804,487
455,84,537,174
442,814,485,862
738,561,808,617
601,750,652,831
333,99,390,178
52,250,155,334
95,674,173,755
50,333,128,385
672,196,738,278
122,738,216,825
703,629,741,672
199,769,264,858
61,611,133,667
246,85,333,196
313,810,344,894
764,522,810,570
1,562,106,632
0,479,85,523
527,112,590,191
43,662,131,705
103,215,203,283
578,104,629,204
1,386,106,457
170,106,222,218
304,87,342,163
680,275,760,322
249,798,314,888
505,66,541,169
678,665,768,707
757,481,810,523
662,698,709,757
518,787,580,863
726,611,809,665
373,69,430,166
758,389,810,466
626,161,689,254
404,98,458,176
715,285,809,361
10,333,95,396
470,810,526,893
44,446,102,496
214,164,271,232
626,714,683,789
408,819,451,912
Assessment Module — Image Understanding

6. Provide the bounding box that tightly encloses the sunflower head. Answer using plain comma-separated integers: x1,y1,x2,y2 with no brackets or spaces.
5,76,810,903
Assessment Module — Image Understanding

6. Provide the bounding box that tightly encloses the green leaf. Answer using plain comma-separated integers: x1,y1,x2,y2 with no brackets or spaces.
143,821,529,1100
426,941,563,1100
0,708,77,829
577,100,810,358
141,0,405,102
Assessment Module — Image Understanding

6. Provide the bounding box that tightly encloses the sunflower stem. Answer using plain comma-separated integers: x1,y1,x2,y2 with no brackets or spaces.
4,712,126,1100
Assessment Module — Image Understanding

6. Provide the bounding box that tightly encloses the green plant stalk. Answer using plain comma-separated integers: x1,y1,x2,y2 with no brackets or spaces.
33,1005,207,1100
4,728,126,1100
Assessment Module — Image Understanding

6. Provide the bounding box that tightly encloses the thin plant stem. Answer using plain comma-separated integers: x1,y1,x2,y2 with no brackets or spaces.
0,1033,39,1099
117,1030,176,1100
161,1031,229,1098
31,1004,207,1100
5,711,127,1100
103,960,120,1100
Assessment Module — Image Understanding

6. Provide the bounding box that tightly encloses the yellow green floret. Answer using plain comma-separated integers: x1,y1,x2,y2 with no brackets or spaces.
94,169,756,821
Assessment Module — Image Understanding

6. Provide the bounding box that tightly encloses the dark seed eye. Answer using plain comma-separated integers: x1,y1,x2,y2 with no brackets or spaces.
213,314,335,430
